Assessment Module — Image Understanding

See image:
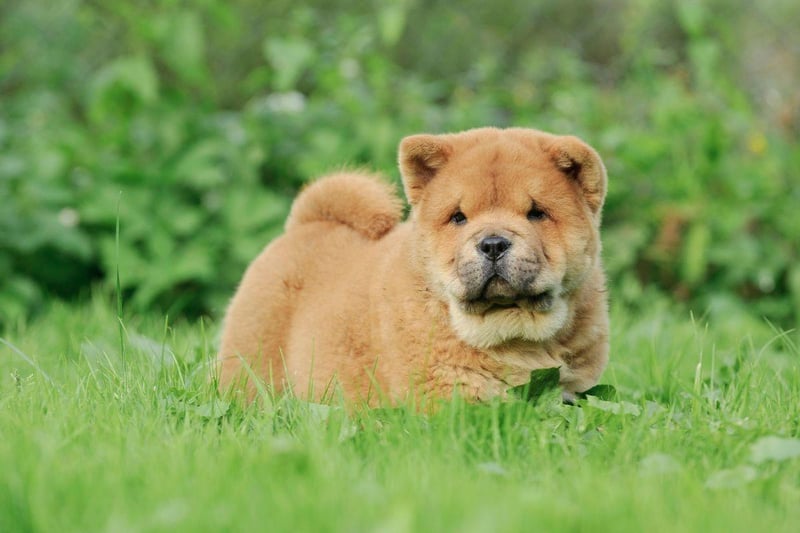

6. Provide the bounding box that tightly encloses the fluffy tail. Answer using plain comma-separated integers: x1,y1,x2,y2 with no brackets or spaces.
285,171,403,240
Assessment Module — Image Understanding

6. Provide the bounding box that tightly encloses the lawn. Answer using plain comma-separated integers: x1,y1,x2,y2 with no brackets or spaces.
1,295,798,532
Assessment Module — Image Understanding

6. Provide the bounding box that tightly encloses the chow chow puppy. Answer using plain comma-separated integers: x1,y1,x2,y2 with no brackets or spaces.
218,127,609,404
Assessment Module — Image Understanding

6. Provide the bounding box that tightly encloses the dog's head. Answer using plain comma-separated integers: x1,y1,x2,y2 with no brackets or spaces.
399,127,607,348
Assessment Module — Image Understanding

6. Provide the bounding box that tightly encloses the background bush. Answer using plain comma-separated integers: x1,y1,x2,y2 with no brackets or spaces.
1,0,798,327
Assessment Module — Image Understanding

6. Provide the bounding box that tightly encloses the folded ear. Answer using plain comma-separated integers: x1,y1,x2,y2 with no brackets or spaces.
398,134,453,205
545,135,607,219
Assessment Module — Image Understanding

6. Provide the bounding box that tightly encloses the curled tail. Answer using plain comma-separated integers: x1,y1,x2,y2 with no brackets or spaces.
285,171,404,239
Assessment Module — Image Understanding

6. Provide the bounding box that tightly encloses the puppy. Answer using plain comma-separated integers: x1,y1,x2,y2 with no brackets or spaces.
218,127,609,404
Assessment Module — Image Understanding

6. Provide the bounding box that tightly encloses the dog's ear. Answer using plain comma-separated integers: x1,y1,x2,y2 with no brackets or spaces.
545,135,607,220
398,134,453,205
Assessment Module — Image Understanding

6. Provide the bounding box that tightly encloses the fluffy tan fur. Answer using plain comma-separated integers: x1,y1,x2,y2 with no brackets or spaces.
218,127,609,404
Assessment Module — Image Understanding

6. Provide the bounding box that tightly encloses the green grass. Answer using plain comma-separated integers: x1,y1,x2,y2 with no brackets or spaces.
1,295,799,532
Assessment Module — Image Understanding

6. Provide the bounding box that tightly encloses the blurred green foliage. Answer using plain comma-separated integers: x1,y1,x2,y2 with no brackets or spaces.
1,0,798,326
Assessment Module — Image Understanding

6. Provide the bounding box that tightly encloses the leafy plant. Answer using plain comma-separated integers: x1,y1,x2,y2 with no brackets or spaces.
1,0,798,328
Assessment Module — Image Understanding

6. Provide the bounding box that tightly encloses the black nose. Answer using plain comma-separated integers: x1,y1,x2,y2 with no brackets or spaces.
477,236,512,261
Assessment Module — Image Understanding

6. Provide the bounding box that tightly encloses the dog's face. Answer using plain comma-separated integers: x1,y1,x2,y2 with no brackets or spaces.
399,128,606,348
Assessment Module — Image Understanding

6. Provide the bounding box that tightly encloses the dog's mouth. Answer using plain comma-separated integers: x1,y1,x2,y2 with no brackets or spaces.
470,291,554,314
462,276,555,314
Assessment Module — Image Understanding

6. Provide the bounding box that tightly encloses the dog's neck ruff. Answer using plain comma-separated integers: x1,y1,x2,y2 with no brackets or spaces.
447,298,569,349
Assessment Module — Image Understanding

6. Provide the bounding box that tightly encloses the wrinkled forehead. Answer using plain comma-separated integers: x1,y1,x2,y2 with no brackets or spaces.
425,139,573,209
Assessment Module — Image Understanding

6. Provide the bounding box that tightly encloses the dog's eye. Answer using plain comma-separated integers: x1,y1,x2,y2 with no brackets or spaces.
450,211,467,225
527,204,548,221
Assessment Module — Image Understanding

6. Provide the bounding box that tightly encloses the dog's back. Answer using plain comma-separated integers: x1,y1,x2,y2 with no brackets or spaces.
217,172,403,398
